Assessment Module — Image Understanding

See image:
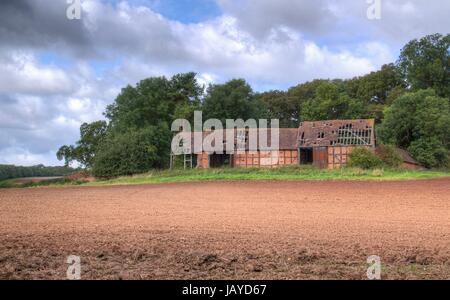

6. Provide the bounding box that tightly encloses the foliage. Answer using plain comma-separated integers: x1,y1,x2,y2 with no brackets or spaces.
92,125,171,178
300,81,365,121
378,89,450,168
347,148,383,170
397,33,450,97
202,79,260,123
344,64,406,121
346,64,405,104
57,121,108,168
56,34,450,177
106,73,203,131
376,145,403,168
408,138,449,169
0,164,76,181
58,73,202,176
257,90,298,128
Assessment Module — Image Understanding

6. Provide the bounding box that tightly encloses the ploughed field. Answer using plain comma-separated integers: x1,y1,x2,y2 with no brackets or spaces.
0,179,449,279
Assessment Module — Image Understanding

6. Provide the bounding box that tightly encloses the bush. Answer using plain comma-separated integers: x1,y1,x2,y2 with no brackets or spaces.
92,125,171,178
376,145,403,168
408,137,449,168
347,148,383,170
378,89,450,168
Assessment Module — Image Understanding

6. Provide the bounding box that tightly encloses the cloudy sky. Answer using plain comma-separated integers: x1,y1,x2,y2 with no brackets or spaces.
0,0,449,166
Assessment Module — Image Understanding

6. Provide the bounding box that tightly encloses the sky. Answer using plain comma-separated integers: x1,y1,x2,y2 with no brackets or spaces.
0,0,449,166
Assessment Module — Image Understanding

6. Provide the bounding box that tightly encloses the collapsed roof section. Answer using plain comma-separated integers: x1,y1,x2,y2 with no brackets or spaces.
298,119,375,147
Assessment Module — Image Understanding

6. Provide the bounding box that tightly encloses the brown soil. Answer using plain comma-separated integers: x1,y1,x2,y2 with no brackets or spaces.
0,179,449,279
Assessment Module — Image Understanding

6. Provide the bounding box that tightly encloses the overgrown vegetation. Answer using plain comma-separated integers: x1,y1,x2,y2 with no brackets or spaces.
376,145,403,168
57,34,450,177
347,148,383,170
378,89,450,168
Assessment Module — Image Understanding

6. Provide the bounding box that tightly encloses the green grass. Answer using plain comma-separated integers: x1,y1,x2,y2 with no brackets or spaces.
1,166,448,189
85,166,450,187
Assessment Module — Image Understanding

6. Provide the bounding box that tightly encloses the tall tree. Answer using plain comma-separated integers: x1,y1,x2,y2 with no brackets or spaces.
344,64,406,121
57,120,108,168
300,81,364,121
257,90,299,128
397,33,450,97
288,79,329,122
59,73,203,175
202,79,260,123
105,72,203,132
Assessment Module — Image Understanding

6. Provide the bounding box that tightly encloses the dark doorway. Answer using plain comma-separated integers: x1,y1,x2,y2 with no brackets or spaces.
209,154,231,168
299,148,313,165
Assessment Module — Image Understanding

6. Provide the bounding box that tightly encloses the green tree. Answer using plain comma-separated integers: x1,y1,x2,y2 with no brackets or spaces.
58,73,203,176
105,72,203,132
301,81,364,121
378,89,450,168
288,79,329,122
202,79,260,123
57,120,108,168
344,64,406,121
397,34,450,97
257,90,299,127
92,124,171,178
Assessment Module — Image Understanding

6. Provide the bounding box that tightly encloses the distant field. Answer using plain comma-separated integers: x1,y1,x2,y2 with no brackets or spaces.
0,167,449,188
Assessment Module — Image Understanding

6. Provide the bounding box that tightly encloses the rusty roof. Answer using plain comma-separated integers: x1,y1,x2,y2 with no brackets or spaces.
396,148,420,165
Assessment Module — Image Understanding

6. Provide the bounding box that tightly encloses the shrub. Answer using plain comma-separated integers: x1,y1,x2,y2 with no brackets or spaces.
92,125,170,178
408,137,449,168
347,148,383,170
376,145,403,168
378,89,450,168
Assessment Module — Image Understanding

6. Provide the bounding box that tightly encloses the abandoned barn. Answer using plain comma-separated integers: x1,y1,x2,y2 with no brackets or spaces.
172,119,376,169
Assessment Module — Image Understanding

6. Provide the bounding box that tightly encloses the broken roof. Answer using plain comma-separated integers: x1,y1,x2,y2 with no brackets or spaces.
298,119,375,147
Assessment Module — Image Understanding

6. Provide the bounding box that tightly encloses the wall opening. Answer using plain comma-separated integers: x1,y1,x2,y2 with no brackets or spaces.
299,148,313,165
209,154,231,168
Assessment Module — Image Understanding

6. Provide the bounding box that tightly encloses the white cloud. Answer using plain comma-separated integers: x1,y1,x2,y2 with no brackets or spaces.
0,52,73,95
0,147,59,166
0,0,448,166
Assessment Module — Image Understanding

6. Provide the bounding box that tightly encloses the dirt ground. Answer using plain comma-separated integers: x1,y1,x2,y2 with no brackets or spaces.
0,179,449,280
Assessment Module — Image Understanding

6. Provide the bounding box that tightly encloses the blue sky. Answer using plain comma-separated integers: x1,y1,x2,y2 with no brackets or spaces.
0,0,449,166
146,0,221,23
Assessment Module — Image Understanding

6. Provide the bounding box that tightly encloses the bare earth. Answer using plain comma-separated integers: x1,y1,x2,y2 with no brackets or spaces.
1,179,449,280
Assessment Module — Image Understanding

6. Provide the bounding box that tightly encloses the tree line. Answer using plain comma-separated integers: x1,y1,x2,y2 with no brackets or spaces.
0,164,76,181
57,33,450,177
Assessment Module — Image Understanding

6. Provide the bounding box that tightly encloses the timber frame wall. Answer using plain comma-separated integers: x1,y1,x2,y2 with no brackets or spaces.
177,119,376,170
197,150,299,168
